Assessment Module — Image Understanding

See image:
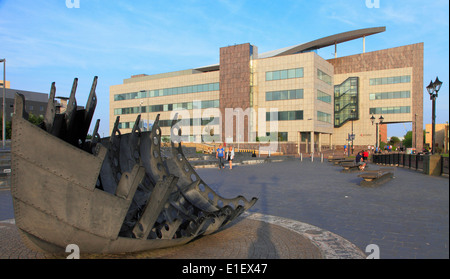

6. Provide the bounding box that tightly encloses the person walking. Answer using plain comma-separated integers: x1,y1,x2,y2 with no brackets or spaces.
216,144,225,169
226,146,235,170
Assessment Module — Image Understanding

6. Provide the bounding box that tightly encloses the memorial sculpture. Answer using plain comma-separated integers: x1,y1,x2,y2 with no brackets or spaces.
10,77,257,254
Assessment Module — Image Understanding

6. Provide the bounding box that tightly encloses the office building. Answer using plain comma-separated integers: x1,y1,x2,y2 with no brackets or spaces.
110,26,423,153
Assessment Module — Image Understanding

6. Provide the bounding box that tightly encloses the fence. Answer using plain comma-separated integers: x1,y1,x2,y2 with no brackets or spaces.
372,153,449,177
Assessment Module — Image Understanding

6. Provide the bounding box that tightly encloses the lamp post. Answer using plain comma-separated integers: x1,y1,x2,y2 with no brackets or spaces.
371,115,384,153
426,77,443,154
0,58,5,149
351,109,355,155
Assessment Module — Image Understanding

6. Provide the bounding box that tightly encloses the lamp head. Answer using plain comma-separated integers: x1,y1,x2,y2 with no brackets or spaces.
427,80,435,95
434,76,442,94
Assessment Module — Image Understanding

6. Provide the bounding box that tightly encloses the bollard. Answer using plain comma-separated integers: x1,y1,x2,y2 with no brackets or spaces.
311,153,314,162
321,153,324,163
300,153,303,162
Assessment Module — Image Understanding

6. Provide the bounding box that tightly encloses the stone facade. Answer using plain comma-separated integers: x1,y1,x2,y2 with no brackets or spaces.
219,43,253,142
328,43,424,150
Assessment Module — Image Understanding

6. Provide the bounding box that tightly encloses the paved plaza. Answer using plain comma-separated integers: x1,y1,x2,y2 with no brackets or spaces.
1,158,448,259
196,159,449,259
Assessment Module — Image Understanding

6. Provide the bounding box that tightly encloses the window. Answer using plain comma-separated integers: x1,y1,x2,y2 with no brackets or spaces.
113,100,219,115
369,75,411,86
266,68,303,81
317,90,332,103
114,82,220,101
266,110,303,121
369,106,410,115
317,111,332,123
266,89,303,101
317,69,332,85
369,91,410,100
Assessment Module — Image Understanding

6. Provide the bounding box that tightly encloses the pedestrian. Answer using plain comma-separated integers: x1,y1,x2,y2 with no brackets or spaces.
216,144,225,169
226,146,235,170
363,150,369,161
355,151,366,170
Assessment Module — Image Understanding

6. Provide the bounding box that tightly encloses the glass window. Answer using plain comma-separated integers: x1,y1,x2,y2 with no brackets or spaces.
288,69,296,79
266,72,273,81
280,70,288,79
288,111,295,120
273,71,280,80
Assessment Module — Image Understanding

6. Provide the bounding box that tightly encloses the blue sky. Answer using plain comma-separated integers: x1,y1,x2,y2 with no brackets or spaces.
0,0,448,138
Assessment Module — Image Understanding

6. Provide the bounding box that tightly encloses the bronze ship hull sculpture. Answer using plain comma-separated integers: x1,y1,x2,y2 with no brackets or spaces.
10,77,257,255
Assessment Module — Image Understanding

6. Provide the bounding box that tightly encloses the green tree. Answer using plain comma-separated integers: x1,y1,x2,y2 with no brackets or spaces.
389,136,401,146
402,131,412,148
0,117,11,140
1,113,44,140
28,113,44,126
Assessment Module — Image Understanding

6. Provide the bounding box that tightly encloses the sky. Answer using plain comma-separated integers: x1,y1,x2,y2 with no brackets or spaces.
0,0,449,139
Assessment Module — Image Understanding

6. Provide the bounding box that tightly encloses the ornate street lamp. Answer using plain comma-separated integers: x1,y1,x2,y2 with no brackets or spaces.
371,115,384,153
426,77,443,154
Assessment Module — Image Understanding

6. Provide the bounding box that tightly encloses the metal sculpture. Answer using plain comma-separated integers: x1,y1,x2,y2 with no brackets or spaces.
10,77,257,254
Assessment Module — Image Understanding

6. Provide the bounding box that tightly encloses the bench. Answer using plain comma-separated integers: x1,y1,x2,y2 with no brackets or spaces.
340,162,369,173
328,157,345,162
357,168,394,186
332,159,354,165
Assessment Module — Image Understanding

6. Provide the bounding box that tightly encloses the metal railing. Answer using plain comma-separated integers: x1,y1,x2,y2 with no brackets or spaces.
372,153,449,176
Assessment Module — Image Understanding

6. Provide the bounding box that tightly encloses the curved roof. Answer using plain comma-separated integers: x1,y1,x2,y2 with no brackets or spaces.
194,26,386,72
259,26,386,58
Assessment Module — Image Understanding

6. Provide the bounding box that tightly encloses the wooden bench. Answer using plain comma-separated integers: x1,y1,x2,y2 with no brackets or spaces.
357,168,394,186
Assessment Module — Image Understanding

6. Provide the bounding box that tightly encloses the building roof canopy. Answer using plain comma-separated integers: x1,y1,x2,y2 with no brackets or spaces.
195,26,386,72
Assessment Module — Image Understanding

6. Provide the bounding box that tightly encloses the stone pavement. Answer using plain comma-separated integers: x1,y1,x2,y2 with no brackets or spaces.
196,159,449,259
1,158,448,259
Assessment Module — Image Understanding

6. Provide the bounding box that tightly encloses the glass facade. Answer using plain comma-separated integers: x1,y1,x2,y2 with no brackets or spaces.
266,68,303,81
334,77,358,127
114,82,219,101
266,89,303,101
